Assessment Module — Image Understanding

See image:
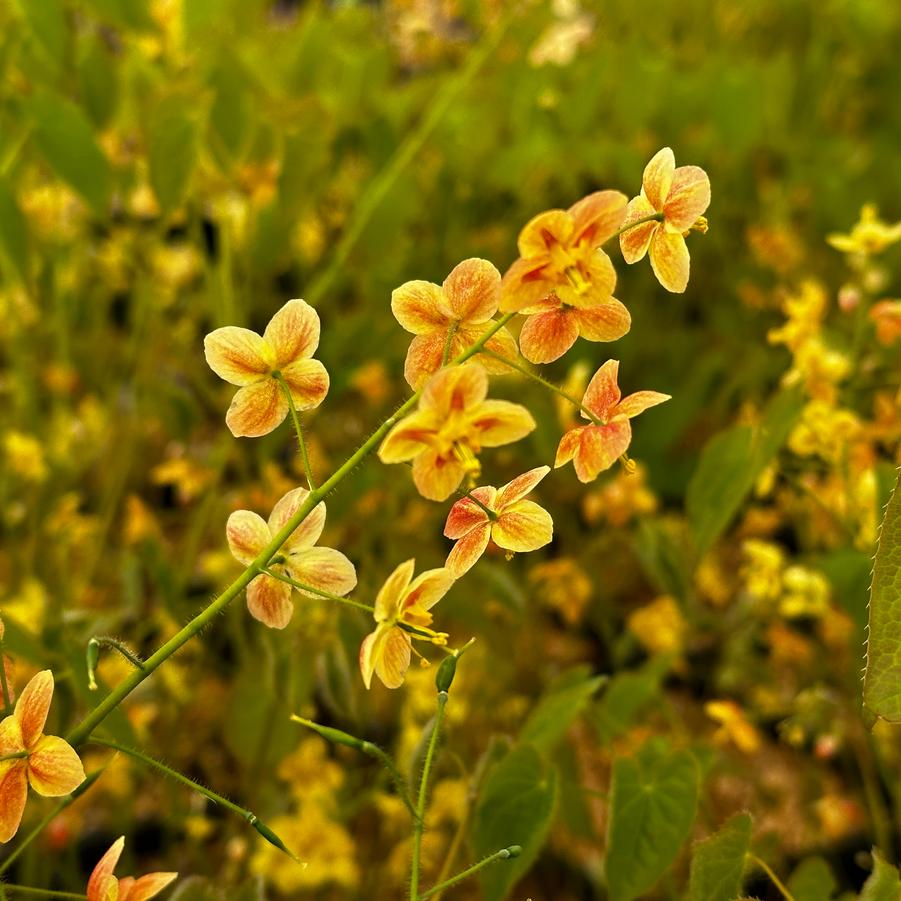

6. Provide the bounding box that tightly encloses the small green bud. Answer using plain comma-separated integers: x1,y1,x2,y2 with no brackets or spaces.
435,654,458,693
86,638,101,691
290,715,366,751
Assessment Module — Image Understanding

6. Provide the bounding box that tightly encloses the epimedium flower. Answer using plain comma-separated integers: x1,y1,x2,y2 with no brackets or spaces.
378,364,536,502
227,487,356,629
619,147,711,294
0,670,86,843
391,258,518,389
204,299,329,438
826,204,901,256
501,190,628,314
359,560,454,690
87,836,177,901
444,466,553,577
554,360,670,483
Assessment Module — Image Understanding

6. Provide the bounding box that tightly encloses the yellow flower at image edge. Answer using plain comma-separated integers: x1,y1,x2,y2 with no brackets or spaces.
0,670,85,843
227,487,357,629
379,364,536,501
204,298,329,437
87,836,177,901
359,560,454,690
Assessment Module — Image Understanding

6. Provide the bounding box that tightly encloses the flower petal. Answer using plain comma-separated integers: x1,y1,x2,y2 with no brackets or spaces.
519,308,579,364
280,359,329,411
267,487,325,551
421,364,488,416
492,500,553,552
88,837,125,901
614,390,671,419
0,762,27,843
476,325,519,374
27,734,85,796
412,451,466,502
582,360,621,420
496,466,550,508
378,409,440,463
573,421,632,482
574,298,631,343
375,560,416,622
554,427,583,469
568,190,628,246
246,574,294,629
469,400,536,448
499,257,554,313
642,147,675,210
555,249,617,310
404,568,454,612
649,229,691,293
93,875,120,901
664,165,710,231
204,328,271,386
262,299,320,367
517,209,573,258
391,280,447,335
442,258,501,323
446,525,492,578
359,628,380,689
375,628,412,689
444,489,495,539
226,510,270,566
619,195,659,264
0,716,23,756
225,379,288,438
403,332,446,390
287,547,357,598
126,872,179,901
15,670,54,748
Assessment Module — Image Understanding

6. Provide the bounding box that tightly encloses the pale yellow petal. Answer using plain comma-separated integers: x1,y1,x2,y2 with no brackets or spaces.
225,379,288,438
26,734,85,797
649,229,691,293
226,510,270,566
204,327,271,386
262,299,320,366
492,500,553,552
246,574,294,629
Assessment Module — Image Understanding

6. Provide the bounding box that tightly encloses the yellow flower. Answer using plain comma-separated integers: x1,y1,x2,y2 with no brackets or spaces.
528,558,593,625
87,836,177,901
826,204,901,256
741,539,785,602
3,432,48,483
779,566,830,619
705,700,761,754
627,596,687,655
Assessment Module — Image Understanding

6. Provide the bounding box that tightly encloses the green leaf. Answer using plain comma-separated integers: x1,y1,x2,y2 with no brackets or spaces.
605,743,700,901
686,386,804,557
16,0,68,68
689,813,752,901
147,94,200,215
519,666,606,752
471,745,557,901
860,850,901,901
0,178,30,283
591,655,671,744
78,37,119,129
29,91,111,214
787,856,837,901
864,469,901,722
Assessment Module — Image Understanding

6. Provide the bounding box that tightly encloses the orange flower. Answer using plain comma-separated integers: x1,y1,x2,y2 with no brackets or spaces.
87,836,177,901
501,190,627,314
0,670,85,843
391,258,518,389
204,299,329,437
227,487,357,629
378,364,536,501
619,147,710,293
444,466,553,577
870,300,901,346
554,360,669,482
359,560,454,689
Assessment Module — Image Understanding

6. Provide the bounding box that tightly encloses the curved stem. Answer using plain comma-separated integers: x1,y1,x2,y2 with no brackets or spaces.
274,373,316,490
0,888,86,900
610,211,665,240
419,847,520,900
262,569,374,613
749,854,795,901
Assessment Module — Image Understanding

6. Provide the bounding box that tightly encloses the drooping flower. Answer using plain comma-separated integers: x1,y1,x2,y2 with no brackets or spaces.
391,258,518,389
359,560,454,690
87,836,177,901
444,466,553,577
500,190,628,314
619,147,710,293
378,364,536,501
0,670,86,843
204,299,329,437
554,360,670,482
227,487,356,629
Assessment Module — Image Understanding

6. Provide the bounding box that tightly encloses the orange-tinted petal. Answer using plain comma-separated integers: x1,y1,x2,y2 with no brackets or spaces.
517,209,573,258
204,327,272,386
573,421,631,482
499,257,554,313
378,409,440,463
27,734,85,796
442,258,501,323
412,451,466,502
403,332,446,390
619,195,659,264
446,524,491,578
124,872,178,901
614,390,671,419
492,500,553,552
226,510,270,566
469,400,536,448
444,489,495,539
375,628,412,689
582,360,621,420
262,299,320,367
88,837,125,901
473,325,519,376
391,280,447,335
554,427,584,469
421,364,488,416
664,165,710,231
519,308,579,364
0,761,27,843
267,487,325,551
93,875,120,901
574,298,631,343
375,559,416,622
280,359,329,411
404,568,454,612
246,574,293,629
555,249,617,310
287,547,357,598
642,147,675,210
15,669,54,748
649,229,690,293
0,716,23,757
496,466,549,508
225,379,288,438
568,190,628,246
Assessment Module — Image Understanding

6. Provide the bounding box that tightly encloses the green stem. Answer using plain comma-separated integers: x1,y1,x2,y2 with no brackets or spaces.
274,373,316,490
0,752,28,762
610,211,665,240
750,854,795,901
458,489,497,520
86,636,144,691
262,569,374,614
64,315,514,748
441,321,460,367
418,846,521,900
0,888,86,900
410,691,449,899
0,636,10,710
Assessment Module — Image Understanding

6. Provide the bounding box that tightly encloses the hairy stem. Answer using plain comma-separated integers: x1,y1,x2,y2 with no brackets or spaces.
262,568,374,614
419,846,521,900
274,373,316,490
